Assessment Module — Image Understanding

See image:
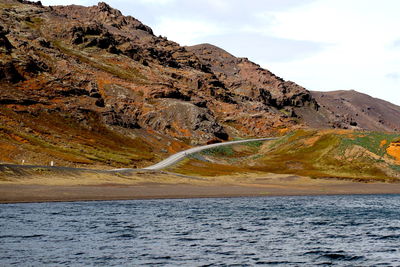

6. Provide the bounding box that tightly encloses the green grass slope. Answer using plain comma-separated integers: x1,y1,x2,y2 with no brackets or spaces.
0,107,188,169
167,130,400,182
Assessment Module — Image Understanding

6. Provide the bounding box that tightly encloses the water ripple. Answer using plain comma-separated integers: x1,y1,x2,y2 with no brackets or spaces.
1,195,400,266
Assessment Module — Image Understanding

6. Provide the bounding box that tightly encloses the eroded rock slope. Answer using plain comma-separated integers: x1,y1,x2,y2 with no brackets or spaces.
0,0,399,167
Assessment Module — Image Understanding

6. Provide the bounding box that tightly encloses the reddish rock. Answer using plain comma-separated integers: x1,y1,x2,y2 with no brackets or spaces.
0,0,399,153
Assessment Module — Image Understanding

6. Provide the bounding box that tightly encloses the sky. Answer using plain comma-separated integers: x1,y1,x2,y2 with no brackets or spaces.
41,0,400,105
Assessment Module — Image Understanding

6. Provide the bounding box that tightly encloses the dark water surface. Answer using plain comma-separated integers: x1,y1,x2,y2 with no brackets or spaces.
1,195,400,266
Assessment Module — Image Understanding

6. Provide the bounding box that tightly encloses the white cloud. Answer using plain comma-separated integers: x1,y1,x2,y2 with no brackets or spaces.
191,33,328,63
393,39,400,48
154,18,224,45
386,73,400,81
136,0,175,5
255,0,400,105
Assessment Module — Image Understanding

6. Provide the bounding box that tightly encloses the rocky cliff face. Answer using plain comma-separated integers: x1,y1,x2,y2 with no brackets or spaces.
186,44,325,135
0,0,398,167
0,0,319,144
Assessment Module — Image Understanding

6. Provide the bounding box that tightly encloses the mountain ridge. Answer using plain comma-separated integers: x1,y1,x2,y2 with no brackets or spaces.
0,0,399,169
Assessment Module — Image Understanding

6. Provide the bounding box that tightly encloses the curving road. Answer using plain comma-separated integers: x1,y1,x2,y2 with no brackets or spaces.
1,138,277,173
140,137,277,171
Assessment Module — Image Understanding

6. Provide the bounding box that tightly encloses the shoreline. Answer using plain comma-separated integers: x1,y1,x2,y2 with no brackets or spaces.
2,191,400,205
2,166,400,204
2,179,400,204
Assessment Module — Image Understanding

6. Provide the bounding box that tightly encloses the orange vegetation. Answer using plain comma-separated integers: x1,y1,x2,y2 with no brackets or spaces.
380,140,387,147
303,136,320,146
278,128,290,135
387,141,400,163
171,122,192,137
0,142,17,162
9,134,29,144
167,140,188,153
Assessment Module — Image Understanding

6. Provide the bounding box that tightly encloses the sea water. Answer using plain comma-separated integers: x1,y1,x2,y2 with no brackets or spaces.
1,195,400,266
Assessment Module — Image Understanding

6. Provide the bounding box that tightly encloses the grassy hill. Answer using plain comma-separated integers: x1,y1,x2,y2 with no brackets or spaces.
167,130,400,182
0,107,189,169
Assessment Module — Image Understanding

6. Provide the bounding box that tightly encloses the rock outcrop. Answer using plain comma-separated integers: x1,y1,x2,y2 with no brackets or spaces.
0,0,316,143
0,0,399,167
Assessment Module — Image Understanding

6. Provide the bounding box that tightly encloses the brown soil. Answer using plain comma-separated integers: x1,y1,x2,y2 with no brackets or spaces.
2,172,400,203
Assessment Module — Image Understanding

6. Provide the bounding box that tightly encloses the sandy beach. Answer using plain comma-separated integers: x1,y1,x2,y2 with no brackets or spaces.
1,168,400,203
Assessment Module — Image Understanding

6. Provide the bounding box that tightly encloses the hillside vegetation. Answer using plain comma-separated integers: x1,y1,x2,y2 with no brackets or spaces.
1,1,400,175
0,107,189,168
167,130,400,182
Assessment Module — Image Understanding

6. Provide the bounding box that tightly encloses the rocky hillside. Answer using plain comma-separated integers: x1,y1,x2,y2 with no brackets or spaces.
0,0,399,168
312,90,400,132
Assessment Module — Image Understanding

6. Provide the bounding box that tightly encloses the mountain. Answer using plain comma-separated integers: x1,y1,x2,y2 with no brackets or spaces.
0,0,399,168
311,90,400,132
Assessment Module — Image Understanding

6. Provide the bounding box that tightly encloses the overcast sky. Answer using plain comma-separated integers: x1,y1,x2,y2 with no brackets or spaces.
41,0,400,105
